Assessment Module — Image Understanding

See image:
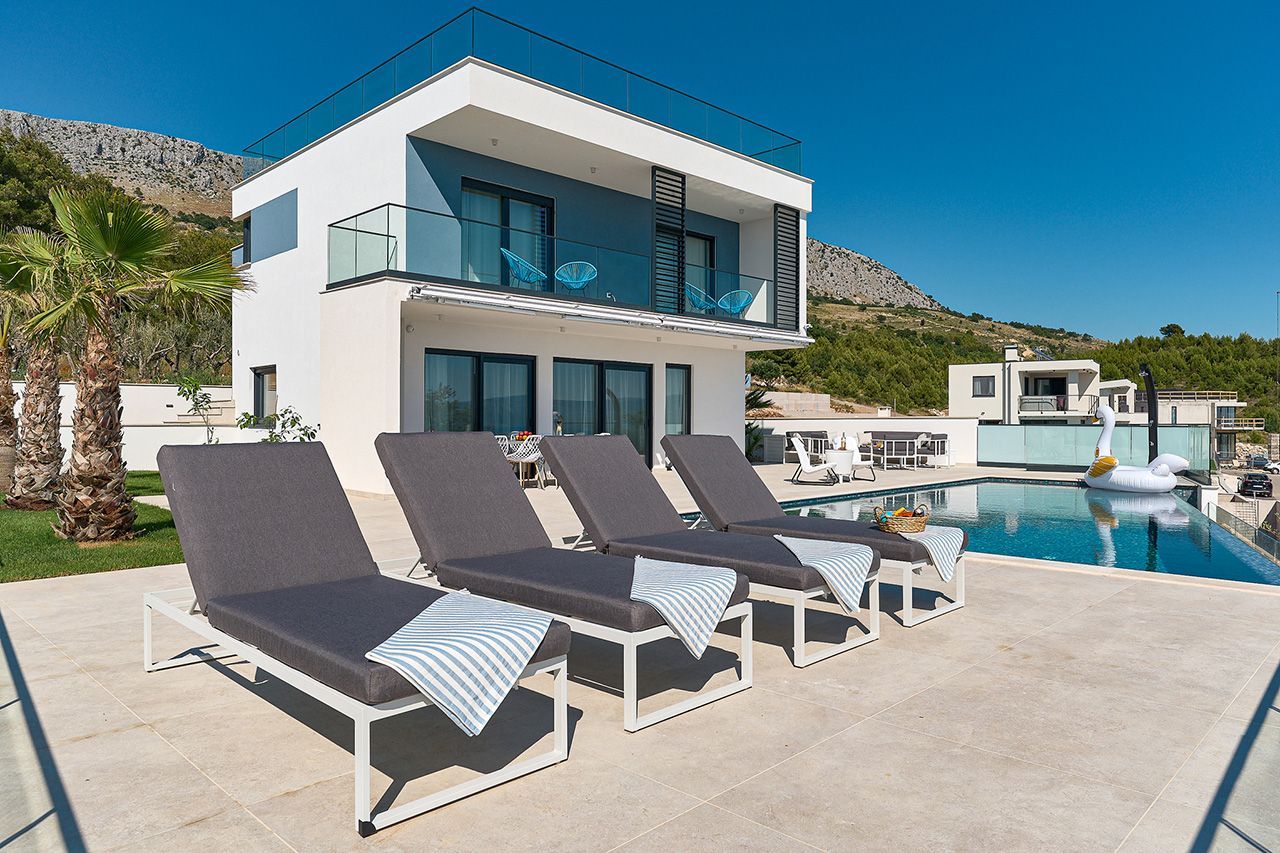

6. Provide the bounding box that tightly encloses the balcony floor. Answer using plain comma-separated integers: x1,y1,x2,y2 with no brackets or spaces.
3,465,1280,850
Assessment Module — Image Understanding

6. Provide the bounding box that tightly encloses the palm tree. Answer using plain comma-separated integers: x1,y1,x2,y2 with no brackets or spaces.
0,231,68,509
0,259,23,490
26,188,249,541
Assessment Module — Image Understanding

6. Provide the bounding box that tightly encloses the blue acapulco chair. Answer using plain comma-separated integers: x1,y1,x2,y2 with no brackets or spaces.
554,261,598,292
684,283,719,314
717,289,754,318
499,248,549,289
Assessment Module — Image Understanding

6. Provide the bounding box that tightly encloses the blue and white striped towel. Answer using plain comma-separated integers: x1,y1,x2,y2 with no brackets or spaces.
900,526,966,582
366,591,551,737
631,556,737,659
774,536,877,614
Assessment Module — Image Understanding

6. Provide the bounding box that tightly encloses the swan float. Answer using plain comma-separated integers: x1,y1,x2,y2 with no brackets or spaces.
1083,403,1189,493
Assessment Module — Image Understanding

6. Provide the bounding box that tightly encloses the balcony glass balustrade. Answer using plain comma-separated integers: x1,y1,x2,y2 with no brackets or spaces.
328,204,775,326
244,8,802,177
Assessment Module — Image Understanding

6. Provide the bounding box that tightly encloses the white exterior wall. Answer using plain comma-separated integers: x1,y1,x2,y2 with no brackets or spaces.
11,382,233,426
949,359,1102,423
757,417,980,465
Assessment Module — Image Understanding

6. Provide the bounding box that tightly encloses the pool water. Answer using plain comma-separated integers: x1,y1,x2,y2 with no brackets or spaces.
787,480,1280,586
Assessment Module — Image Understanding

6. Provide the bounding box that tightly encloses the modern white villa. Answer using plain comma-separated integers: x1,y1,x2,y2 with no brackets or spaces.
948,344,1121,425
229,8,812,494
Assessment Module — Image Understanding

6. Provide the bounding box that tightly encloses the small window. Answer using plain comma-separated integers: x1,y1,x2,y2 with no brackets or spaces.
253,366,277,426
972,376,995,398
1170,405,1178,425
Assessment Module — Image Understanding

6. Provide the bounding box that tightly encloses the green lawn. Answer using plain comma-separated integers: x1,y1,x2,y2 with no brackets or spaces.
0,471,182,583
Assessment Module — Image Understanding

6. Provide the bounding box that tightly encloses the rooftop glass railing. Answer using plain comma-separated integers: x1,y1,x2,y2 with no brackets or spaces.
244,8,802,177
328,204,775,325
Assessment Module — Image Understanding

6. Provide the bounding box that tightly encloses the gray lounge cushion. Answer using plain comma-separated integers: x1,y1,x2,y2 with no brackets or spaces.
728,517,967,564
208,575,571,705
375,432,552,569
661,434,784,529
607,529,880,591
660,434,967,564
439,548,750,632
541,435,687,546
157,443,377,613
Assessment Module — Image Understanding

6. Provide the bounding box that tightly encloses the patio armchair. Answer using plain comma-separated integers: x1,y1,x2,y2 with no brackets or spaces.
375,431,753,731
499,248,548,288
684,282,719,314
716,289,754,318
788,435,840,486
150,442,571,836
506,434,549,488
554,260,597,292
662,434,966,627
541,435,882,666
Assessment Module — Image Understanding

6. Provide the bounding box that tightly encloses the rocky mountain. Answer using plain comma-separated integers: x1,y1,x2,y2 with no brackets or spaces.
806,238,943,310
0,109,241,216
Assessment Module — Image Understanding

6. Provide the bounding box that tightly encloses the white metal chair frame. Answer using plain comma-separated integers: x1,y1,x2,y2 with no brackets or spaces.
406,572,753,731
506,435,548,489
917,435,952,468
143,577,568,837
747,574,881,666
874,437,920,470
885,556,966,627
788,436,839,485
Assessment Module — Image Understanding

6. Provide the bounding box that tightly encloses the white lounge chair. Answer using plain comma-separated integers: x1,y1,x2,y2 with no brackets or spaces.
788,435,839,485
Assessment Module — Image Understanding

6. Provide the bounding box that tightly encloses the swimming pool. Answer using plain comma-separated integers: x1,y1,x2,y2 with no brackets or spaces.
785,479,1280,586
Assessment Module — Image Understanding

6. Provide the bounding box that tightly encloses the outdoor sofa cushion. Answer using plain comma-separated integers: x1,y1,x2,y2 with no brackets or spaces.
605,529,867,591
438,547,750,632
208,574,571,705
158,442,379,613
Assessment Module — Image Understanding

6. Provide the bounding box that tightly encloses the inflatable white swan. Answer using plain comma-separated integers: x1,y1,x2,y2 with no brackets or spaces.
1083,403,1189,493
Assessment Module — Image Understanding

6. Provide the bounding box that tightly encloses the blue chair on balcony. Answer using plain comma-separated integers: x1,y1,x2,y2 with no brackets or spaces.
499,248,548,289
684,283,719,314
717,289,754,318
554,261,597,292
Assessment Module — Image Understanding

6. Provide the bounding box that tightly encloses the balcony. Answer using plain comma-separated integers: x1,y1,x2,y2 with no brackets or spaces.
328,204,776,326
1216,417,1266,431
1018,394,1099,416
243,8,802,178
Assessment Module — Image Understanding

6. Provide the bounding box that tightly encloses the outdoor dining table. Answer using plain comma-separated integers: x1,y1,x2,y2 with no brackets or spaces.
824,448,856,481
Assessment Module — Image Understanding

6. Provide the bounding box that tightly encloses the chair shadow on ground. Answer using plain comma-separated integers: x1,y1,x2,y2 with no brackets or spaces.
1190,655,1280,852
0,610,87,852
155,638,581,819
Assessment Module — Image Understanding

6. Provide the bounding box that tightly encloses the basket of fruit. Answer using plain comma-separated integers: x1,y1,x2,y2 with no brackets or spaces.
872,504,929,534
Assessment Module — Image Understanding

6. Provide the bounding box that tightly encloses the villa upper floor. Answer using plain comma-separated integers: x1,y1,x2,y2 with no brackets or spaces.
948,345,1105,424
230,8,812,347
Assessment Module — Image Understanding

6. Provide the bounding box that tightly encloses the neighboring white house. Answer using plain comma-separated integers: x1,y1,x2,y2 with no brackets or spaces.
230,9,812,494
948,344,1113,425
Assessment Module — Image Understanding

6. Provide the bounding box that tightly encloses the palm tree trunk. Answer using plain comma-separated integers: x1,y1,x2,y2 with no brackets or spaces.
55,322,135,541
5,340,63,510
0,340,18,490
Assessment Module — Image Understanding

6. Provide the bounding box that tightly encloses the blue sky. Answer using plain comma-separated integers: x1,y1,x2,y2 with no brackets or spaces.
2,0,1276,341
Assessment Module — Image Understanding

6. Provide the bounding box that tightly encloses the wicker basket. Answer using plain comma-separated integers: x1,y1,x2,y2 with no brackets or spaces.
873,504,929,534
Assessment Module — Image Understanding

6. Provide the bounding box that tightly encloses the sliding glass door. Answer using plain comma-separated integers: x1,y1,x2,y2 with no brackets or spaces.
461,180,554,290
554,358,651,461
424,349,534,434
665,364,691,436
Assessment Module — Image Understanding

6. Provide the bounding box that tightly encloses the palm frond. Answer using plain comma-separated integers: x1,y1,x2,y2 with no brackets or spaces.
50,186,176,283
138,256,253,317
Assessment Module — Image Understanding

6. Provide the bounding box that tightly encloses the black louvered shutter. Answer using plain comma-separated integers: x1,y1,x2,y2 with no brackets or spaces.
773,204,800,331
652,167,686,314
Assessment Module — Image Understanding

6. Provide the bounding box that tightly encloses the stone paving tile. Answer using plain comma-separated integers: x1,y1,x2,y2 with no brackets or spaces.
1,670,141,749
875,663,1220,793
108,807,291,852
614,803,820,852
247,756,699,852
712,718,1153,852
1117,798,1280,853
1160,715,1280,832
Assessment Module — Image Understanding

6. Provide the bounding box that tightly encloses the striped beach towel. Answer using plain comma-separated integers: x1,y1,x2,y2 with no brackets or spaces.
366,591,551,737
774,536,877,614
631,556,737,659
900,526,966,582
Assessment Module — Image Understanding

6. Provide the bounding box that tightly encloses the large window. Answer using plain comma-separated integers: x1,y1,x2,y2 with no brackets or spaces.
554,358,652,462
665,364,691,436
424,349,534,435
252,366,277,425
461,180,554,289
972,375,995,398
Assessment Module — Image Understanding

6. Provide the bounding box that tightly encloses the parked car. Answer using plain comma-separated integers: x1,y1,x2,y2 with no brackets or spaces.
1266,460,1280,474
1239,472,1273,497
1246,454,1271,469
